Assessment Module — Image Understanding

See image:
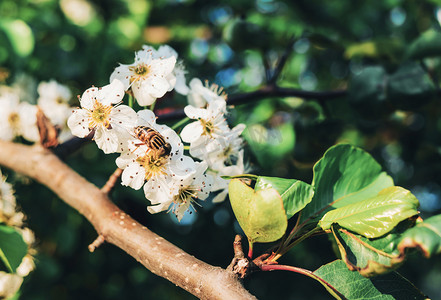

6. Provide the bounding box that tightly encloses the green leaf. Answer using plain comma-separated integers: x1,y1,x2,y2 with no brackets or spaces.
398,214,441,257
0,225,28,273
319,186,419,238
254,176,314,219
228,179,287,243
313,260,427,300
0,19,34,57
330,223,408,277
348,66,390,119
406,29,441,60
300,144,394,223
387,62,436,110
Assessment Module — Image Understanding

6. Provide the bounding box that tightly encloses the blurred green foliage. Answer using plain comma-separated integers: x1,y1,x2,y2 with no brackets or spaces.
1,0,441,299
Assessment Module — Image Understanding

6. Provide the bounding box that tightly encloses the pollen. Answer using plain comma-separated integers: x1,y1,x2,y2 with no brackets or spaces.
88,100,113,129
200,119,214,136
129,63,151,83
7,112,20,130
137,153,168,180
204,80,227,100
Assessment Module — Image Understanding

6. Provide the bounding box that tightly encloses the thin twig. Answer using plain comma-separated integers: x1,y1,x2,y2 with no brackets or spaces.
101,168,123,194
88,234,105,252
268,37,296,85
157,86,347,122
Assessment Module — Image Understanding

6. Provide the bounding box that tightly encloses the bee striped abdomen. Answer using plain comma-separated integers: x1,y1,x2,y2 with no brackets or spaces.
151,135,166,150
134,125,171,157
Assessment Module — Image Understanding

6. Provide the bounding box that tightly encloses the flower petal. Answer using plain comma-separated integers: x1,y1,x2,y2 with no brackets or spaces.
94,127,119,154
121,164,145,190
184,105,207,119
79,86,99,110
67,109,91,138
110,105,137,130
180,121,204,143
99,79,125,106
110,65,133,90
132,82,157,106
149,56,176,77
137,109,156,126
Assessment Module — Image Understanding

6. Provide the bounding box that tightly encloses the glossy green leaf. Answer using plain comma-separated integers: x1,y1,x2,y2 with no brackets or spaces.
331,223,407,277
313,260,427,300
398,214,441,257
0,19,34,57
255,176,314,219
319,186,419,238
329,215,441,277
300,144,394,223
0,225,28,273
406,29,441,59
387,62,436,110
228,179,287,243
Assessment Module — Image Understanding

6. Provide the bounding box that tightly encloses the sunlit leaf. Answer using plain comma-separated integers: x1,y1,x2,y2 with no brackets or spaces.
0,19,34,57
0,225,28,273
300,144,394,223
313,260,427,299
228,179,287,243
330,215,441,277
255,176,313,219
331,222,408,277
319,186,419,238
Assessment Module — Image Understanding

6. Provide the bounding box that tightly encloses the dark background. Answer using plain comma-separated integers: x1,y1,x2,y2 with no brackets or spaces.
1,0,441,299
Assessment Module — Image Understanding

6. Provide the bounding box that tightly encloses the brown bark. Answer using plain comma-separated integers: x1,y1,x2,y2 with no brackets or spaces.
0,140,256,300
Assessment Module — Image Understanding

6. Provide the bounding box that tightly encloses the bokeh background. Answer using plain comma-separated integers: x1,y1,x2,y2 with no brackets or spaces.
1,0,441,299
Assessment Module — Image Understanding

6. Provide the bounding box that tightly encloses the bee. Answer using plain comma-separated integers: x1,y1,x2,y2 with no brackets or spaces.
133,125,172,157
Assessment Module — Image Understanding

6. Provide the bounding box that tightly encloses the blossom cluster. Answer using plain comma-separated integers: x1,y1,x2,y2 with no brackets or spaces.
0,170,35,299
67,44,247,221
0,78,73,143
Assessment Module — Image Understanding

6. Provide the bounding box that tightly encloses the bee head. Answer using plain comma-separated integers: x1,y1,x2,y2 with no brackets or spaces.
162,142,172,156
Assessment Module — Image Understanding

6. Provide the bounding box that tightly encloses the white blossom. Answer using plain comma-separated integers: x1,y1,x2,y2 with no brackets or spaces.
0,170,16,220
110,45,177,106
181,99,229,144
187,78,227,108
147,161,213,221
67,79,137,154
204,123,246,169
37,79,72,129
210,150,247,203
0,272,23,299
116,109,195,194
15,255,35,277
0,92,39,143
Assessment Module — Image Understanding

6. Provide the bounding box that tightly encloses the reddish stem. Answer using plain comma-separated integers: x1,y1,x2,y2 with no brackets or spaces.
261,264,346,299
248,241,254,259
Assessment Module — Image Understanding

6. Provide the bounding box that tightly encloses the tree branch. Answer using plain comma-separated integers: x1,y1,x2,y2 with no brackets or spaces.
157,85,347,122
0,141,256,300
268,37,296,85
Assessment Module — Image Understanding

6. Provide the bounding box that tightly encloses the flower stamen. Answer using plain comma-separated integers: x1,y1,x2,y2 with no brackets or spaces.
137,152,168,180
